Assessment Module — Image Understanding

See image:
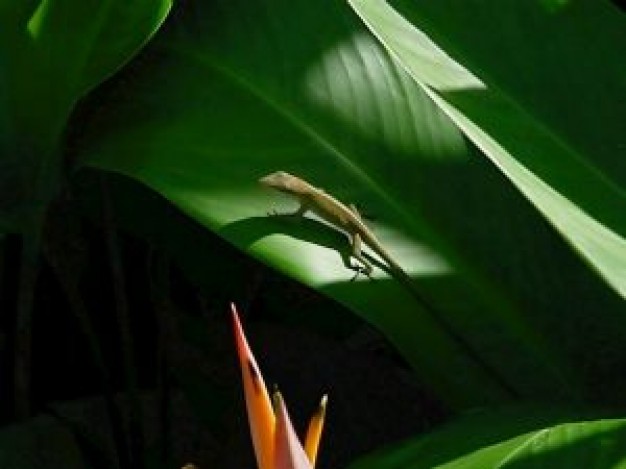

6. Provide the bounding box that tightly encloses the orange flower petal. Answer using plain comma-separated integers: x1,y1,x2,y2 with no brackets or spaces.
304,395,327,467
231,303,276,469
273,391,314,469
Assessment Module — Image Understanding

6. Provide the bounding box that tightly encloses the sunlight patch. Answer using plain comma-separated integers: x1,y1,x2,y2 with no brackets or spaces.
27,0,49,39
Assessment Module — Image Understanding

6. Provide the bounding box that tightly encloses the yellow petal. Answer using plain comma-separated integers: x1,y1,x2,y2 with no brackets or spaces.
231,303,275,469
304,395,327,467
274,391,313,469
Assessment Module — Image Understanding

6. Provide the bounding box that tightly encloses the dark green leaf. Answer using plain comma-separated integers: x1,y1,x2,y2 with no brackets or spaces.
0,0,172,232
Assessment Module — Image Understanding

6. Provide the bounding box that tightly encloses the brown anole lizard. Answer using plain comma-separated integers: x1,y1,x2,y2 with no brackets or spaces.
259,171,407,280
259,170,518,397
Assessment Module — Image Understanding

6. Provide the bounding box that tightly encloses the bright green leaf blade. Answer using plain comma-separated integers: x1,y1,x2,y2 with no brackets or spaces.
76,0,580,408
347,0,626,297
25,0,173,99
347,408,626,469
1,0,172,143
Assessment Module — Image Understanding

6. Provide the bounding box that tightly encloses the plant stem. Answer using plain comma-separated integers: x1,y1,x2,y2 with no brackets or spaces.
14,226,42,419
44,247,128,469
100,175,145,469
148,248,172,464
0,236,7,418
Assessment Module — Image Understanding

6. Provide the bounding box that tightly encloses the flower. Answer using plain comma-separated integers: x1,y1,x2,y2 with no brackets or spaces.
231,303,327,469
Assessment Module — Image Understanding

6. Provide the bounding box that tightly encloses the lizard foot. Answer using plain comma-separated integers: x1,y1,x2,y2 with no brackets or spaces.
349,269,360,282
349,263,373,282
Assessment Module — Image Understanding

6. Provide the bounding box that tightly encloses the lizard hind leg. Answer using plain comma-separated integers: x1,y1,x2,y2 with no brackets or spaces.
351,232,373,278
348,204,373,277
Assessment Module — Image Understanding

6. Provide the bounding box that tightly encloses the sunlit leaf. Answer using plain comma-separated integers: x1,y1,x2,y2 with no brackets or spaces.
347,408,626,469
347,0,626,298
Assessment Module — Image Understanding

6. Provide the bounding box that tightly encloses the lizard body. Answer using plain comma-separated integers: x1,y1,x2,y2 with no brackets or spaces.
259,171,406,278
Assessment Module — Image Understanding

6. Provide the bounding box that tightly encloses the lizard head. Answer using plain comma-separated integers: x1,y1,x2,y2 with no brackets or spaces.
259,171,302,194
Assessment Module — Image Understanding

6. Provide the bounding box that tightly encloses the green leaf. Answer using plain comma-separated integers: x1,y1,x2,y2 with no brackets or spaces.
347,0,626,298
75,0,592,408
347,408,626,469
0,415,86,468
0,0,172,232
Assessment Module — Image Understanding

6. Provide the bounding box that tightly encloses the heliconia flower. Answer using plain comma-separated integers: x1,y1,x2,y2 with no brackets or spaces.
231,303,327,469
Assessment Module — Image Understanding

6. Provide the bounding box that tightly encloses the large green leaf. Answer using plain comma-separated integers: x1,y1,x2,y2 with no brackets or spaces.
75,0,626,407
0,0,172,232
347,0,626,299
347,408,626,469
73,0,605,408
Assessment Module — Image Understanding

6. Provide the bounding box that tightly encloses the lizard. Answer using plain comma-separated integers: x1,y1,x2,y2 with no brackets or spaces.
259,171,519,397
259,171,407,280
